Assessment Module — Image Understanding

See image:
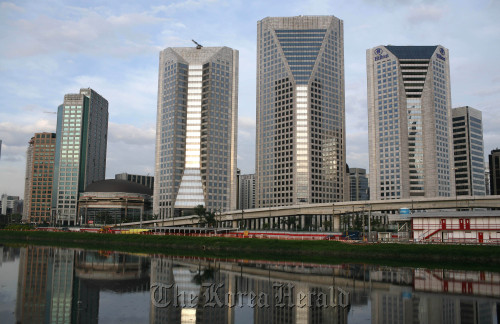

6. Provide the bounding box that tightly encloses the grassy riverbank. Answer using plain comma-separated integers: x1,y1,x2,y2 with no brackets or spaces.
1,230,500,271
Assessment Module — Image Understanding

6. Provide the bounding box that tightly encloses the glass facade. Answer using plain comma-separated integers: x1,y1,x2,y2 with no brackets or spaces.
452,106,485,196
54,89,108,225
154,47,238,219
256,16,345,208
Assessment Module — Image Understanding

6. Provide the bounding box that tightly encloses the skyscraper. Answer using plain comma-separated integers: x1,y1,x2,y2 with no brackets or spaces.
154,46,238,219
452,106,485,196
24,133,57,224
367,45,454,200
256,16,345,208
349,168,369,201
238,174,255,210
54,88,108,225
23,138,34,222
489,149,500,195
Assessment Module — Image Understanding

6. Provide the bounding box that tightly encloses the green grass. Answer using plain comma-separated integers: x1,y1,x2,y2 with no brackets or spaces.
1,230,500,272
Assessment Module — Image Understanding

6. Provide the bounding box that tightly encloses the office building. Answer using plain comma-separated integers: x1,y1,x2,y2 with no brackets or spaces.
490,149,500,195
452,106,485,196
115,172,154,191
256,15,346,208
349,168,369,201
23,138,34,222
485,170,490,195
54,88,108,225
1,194,19,216
239,174,255,210
154,46,239,219
367,45,454,200
23,133,57,224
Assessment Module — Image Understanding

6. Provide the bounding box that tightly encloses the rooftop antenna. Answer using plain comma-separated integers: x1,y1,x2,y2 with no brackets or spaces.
192,39,203,49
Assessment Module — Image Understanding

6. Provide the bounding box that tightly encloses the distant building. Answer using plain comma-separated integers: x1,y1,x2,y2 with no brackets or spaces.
54,88,108,225
349,168,369,201
485,170,490,195
78,179,153,225
23,138,34,222
115,173,154,191
452,106,485,196
367,45,454,200
24,133,57,224
1,194,19,215
489,149,500,195
239,174,255,210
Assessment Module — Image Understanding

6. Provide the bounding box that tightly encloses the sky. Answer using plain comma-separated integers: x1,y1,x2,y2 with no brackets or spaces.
1,0,499,199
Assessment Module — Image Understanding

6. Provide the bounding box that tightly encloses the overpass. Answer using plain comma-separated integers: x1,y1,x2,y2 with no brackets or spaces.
117,195,500,230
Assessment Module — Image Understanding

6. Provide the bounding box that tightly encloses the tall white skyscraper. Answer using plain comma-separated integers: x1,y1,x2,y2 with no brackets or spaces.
256,16,346,208
367,45,454,200
54,88,108,225
452,106,485,196
154,46,238,219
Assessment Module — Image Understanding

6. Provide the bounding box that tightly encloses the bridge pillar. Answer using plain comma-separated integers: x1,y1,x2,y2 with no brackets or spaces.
232,220,238,229
333,214,340,232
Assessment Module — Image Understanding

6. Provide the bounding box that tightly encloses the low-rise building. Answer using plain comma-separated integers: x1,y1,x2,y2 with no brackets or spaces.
78,180,152,226
411,210,500,244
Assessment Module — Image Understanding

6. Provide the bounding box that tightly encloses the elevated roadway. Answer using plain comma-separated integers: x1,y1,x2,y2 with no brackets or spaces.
117,195,500,229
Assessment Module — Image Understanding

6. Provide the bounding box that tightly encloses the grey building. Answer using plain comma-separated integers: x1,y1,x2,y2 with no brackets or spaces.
452,106,485,196
1,194,19,215
489,149,500,195
54,88,109,225
154,46,239,219
349,168,369,201
367,45,454,200
255,16,346,208
23,138,34,222
239,174,255,210
115,173,154,191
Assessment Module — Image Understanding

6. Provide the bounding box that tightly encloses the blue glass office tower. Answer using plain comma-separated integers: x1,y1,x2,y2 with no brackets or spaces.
256,16,346,208
53,88,108,225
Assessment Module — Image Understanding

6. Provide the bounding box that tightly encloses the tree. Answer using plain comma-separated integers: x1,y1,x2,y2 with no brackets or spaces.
194,205,216,227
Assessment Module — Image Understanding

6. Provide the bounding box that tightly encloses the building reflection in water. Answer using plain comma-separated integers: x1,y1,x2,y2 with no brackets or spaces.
10,246,500,323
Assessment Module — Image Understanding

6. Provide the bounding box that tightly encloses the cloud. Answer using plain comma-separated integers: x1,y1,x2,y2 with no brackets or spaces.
0,2,24,12
108,122,155,145
0,8,167,58
407,4,447,24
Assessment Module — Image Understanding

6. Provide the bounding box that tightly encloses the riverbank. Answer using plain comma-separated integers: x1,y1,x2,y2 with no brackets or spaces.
1,230,500,271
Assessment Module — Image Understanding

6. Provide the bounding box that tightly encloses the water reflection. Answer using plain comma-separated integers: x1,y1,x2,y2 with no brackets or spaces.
0,245,498,323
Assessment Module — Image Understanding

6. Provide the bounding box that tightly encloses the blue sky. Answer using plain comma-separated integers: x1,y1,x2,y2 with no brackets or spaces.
1,0,499,198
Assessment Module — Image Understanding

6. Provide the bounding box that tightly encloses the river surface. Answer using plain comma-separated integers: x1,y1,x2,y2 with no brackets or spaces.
0,245,498,324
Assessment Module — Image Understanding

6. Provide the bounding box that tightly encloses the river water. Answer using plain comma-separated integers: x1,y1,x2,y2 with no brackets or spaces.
0,245,498,323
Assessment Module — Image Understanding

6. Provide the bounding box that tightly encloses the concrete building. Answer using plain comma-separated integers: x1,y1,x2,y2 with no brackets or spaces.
349,168,369,201
485,170,490,195
23,133,57,224
256,16,346,208
54,88,109,225
489,149,500,195
367,45,454,200
1,194,19,216
412,210,500,243
154,46,239,219
78,179,152,225
23,138,34,222
238,174,255,210
452,106,485,196
115,172,154,191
